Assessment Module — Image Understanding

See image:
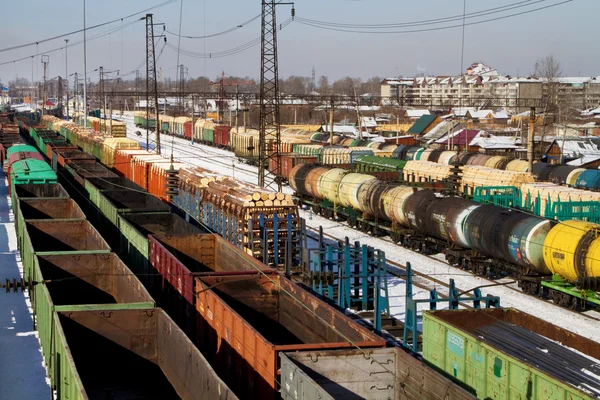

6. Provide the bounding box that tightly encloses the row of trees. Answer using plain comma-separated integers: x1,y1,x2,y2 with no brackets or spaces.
6,74,384,97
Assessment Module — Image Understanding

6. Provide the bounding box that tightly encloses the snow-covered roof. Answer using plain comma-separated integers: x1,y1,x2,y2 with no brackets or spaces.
567,155,600,166
452,107,476,117
360,117,377,128
405,109,430,118
420,120,459,144
551,137,600,158
320,125,357,134
470,134,519,149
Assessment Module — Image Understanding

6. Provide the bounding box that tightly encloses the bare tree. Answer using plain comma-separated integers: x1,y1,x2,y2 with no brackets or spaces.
533,55,562,113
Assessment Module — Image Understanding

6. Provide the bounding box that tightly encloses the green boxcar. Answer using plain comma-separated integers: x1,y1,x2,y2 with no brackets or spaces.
10,159,58,186
423,308,600,400
31,253,154,394
202,127,214,144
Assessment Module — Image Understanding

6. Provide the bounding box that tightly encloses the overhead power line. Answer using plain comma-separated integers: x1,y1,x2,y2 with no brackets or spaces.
165,14,261,39
165,17,293,59
0,20,142,67
297,0,541,28
295,0,572,34
0,0,177,54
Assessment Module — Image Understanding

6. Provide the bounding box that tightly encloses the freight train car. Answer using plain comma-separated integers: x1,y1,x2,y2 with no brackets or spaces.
289,164,600,308
423,308,600,400
279,348,476,400
193,273,386,399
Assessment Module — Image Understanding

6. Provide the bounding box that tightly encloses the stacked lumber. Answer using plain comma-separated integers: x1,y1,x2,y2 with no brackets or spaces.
205,178,293,208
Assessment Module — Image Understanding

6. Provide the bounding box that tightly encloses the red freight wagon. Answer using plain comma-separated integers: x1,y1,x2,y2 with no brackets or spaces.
214,125,231,148
269,154,317,181
0,144,4,164
194,274,386,399
184,121,193,140
114,149,150,180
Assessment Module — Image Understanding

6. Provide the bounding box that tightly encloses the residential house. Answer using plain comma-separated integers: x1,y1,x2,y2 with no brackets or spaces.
406,114,441,136
546,137,600,164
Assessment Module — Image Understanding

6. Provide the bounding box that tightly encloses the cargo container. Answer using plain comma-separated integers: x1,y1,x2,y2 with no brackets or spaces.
31,253,154,389
21,219,111,280
6,151,44,175
184,120,193,139
423,308,600,400
54,308,238,399
280,348,476,400
214,125,231,148
64,160,118,186
194,274,386,399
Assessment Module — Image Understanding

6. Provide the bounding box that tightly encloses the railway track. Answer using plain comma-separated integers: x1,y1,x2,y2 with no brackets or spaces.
121,118,600,330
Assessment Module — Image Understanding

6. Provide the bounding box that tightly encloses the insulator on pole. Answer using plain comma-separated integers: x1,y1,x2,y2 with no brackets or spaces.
165,155,179,197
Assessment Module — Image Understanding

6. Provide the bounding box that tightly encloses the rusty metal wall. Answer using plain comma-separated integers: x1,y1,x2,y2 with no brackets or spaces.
56,308,238,400
39,253,153,306
19,198,85,220
25,220,111,252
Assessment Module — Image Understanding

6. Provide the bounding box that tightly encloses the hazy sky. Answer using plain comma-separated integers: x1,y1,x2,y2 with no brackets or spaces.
0,0,597,85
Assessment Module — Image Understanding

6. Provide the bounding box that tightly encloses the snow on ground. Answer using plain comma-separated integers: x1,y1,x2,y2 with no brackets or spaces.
115,112,600,343
0,173,51,399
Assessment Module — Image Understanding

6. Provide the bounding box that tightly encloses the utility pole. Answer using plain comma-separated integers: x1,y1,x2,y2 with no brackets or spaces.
329,96,335,144
191,94,195,144
41,55,49,116
354,87,362,140
178,64,185,115
109,93,113,134
74,73,79,118
144,14,164,155
83,0,88,128
65,39,69,118
135,69,140,113
528,107,536,172
235,85,239,132
258,0,294,190
99,66,105,129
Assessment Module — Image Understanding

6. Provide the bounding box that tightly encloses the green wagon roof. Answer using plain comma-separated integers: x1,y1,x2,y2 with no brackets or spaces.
10,159,58,183
355,155,406,170
407,114,437,135
6,144,38,157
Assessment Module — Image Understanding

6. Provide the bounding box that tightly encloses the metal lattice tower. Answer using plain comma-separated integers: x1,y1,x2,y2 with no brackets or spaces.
74,72,79,116
178,64,185,115
258,1,293,191
99,66,105,124
145,13,161,155
41,55,49,116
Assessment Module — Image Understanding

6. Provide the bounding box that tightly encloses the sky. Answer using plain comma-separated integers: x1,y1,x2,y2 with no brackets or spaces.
0,0,597,86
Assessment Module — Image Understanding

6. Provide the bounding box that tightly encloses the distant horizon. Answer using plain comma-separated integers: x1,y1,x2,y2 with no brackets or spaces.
0,0,597,84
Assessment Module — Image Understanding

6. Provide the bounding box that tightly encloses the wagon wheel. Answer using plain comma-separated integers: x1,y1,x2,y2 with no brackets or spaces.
390,232,402,244
550,289,561,305
312,205,321,214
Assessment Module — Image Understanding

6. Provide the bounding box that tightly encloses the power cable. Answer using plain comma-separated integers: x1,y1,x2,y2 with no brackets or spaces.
165,18,293,59
0,0,177,54
0,20,142,68
295,1,572,34
165,14,260,39
296,0,542,28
